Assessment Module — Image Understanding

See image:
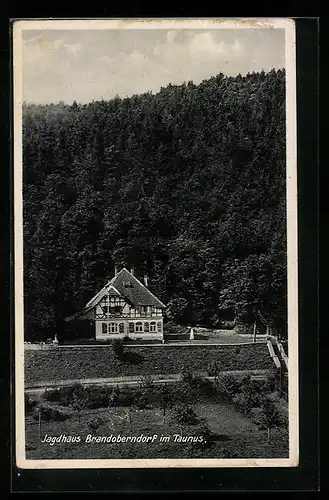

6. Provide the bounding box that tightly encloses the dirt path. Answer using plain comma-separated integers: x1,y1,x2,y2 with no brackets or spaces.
25,369,272,394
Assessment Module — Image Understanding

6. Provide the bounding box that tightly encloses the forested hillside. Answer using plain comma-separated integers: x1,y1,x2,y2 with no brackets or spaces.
22,69,286,341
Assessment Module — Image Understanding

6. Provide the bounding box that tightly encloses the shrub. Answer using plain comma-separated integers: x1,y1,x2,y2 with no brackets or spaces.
108,387,135,407
43,384,116,410
33,403,72,422
171,380,197,405
216,373,242,399
87,416,107,433
83,386,114,409
43,388,62,403
232,392,259,416
194,376,216,397
172,404,199,427
112,339,125,359
44,383,86,407
180,366,195,385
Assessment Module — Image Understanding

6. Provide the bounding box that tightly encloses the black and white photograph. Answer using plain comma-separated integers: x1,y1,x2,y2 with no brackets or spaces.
13,18,298,469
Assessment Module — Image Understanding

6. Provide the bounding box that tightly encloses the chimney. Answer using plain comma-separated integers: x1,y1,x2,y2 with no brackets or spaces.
143,275,149,287
130,267,135,276
114,265,119,276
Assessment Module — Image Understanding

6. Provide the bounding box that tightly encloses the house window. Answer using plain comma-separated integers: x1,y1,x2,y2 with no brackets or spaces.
109,323,118,334
102,306,108,314
157,322,162,332
129,322,135,333
119,323,124,334
102,323,107,334
144,322,149,332
150,321,156,332
136,322,143,333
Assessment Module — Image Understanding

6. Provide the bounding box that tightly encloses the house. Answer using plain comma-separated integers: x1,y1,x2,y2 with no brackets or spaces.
75,267,166,341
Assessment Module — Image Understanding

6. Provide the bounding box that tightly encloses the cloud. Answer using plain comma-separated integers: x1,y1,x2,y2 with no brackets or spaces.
22,29,284,104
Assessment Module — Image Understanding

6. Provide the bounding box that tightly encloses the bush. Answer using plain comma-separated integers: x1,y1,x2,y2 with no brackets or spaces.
87,416,107,433
33,403,72,422
43,383,83,407
232,392,260,416
108,387,135,407
216,373,242,399
44,383,86,407
112,339,125,359
180,367,195,385
172,404,199,427
43,388,62,403
83,386,114,409
43,384,116,410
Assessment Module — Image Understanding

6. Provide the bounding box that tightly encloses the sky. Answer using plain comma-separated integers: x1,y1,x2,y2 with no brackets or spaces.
22,27,285,104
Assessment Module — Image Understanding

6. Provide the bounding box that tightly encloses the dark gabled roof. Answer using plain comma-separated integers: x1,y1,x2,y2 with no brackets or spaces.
83,268,166,312
109,268,166,308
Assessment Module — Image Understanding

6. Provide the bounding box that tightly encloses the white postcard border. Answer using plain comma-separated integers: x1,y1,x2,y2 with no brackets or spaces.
13,17,298,469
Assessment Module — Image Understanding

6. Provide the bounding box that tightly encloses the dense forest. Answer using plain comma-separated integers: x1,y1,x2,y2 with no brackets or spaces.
22,68,287,341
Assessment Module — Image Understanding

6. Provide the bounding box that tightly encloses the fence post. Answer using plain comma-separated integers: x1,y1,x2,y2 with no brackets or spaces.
38,408,42,440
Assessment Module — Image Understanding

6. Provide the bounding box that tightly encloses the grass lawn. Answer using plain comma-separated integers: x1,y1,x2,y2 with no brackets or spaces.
25,402,288,460
25,344,274,385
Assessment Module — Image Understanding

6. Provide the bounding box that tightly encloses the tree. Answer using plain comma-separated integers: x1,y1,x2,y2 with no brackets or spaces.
255,395,282,443
158,385,175,424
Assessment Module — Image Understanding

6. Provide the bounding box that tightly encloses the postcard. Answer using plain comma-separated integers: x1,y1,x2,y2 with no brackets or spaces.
13,18,298,469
